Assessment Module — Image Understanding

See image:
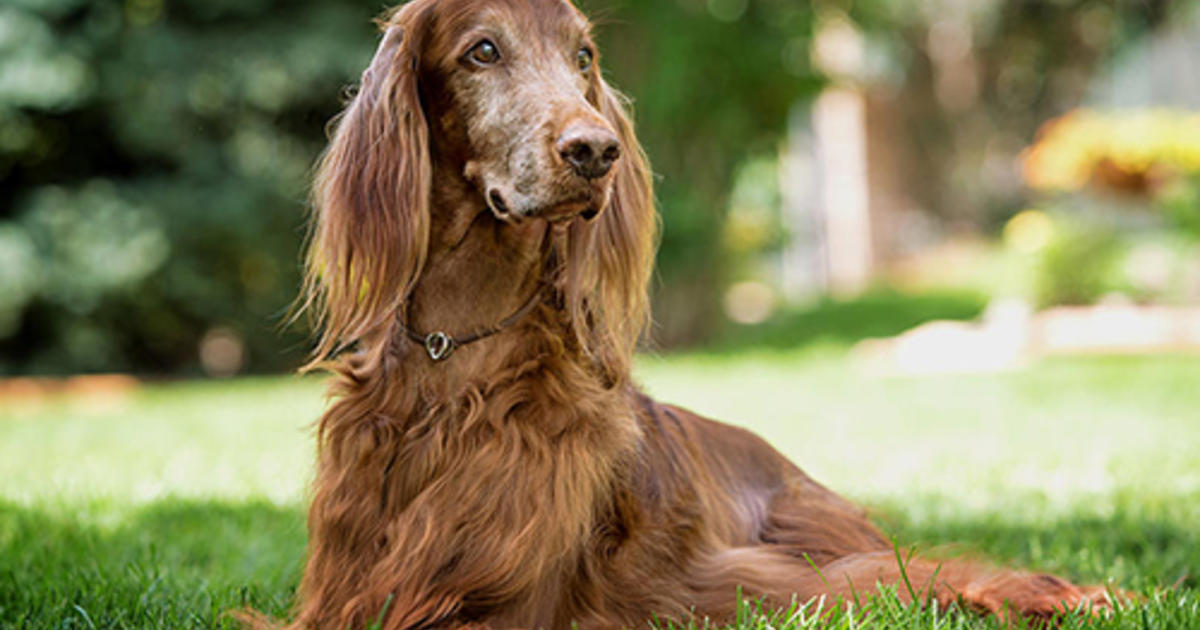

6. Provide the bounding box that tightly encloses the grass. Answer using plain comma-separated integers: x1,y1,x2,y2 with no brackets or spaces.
1,351,1198,628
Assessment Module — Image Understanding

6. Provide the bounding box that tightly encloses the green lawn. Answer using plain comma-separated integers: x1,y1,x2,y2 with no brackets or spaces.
2,351,1198,628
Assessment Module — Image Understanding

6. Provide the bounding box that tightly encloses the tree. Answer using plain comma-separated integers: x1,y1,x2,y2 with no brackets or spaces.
581,0,819,345
1,0,384,373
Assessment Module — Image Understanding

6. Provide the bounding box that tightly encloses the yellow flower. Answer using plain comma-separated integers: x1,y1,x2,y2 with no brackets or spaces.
1023,108,1200,193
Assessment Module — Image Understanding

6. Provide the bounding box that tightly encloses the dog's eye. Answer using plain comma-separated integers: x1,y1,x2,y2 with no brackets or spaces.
469,40,500,66
577,47,593,73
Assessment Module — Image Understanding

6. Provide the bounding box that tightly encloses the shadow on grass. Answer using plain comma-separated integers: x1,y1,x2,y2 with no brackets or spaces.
870,496,1200,592
0,498,305,629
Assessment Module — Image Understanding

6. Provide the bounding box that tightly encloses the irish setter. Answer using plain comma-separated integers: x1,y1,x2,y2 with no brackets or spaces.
258,0,1116,628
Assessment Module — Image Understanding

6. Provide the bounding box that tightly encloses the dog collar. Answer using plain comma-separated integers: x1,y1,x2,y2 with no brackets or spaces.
398,285,545,361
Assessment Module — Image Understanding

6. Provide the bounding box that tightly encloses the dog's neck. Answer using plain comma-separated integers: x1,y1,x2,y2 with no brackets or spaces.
400,169,560,361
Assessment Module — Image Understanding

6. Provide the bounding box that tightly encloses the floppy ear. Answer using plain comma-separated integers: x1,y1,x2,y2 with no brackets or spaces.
302,11,431,367
566,77,658,376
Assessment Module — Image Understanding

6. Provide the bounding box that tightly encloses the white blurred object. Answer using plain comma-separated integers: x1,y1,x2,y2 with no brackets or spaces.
813,87,873,295
811,14,865,79
1123,242,1174,295
857,300,1200,376
1034,304,1200,355
199,327,246,378
856,298,1032,376
724,282,776,325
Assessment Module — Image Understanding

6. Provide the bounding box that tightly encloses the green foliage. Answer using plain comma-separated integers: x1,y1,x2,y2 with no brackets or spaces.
1035,220,1125,308
0,0,1178,373
579,0,820,344
1160,175,1200,238
0,0,818,373
0,0,389,374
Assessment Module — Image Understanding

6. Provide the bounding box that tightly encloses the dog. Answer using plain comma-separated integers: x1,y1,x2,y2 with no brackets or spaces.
267,0,1115,627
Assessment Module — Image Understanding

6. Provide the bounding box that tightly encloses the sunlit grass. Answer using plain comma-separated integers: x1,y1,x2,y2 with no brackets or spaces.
1,351,1198,628
0,377,321,505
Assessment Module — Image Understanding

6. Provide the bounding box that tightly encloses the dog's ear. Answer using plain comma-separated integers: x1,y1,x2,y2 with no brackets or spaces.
567,77,658,376
303,9,432,367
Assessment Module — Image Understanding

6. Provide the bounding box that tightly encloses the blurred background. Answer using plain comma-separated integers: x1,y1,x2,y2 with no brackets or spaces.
3,3,1200,624
1,0,1199,375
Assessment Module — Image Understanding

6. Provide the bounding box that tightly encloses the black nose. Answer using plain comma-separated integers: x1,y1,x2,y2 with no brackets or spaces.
557,127,620,180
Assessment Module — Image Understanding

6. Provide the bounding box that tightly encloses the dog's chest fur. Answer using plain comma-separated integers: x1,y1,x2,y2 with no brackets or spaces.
376,362,651,626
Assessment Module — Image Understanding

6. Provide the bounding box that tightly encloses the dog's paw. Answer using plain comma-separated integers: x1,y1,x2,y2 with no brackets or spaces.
961,572,1115,624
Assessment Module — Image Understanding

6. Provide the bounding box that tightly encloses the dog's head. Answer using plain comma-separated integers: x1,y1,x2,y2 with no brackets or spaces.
304,0,656,371
421,0,622,223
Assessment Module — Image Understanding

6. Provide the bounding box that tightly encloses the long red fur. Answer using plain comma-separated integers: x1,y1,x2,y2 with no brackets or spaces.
244,1,1116,628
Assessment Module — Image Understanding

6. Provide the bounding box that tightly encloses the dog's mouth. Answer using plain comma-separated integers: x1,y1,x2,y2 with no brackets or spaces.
486,188,603,225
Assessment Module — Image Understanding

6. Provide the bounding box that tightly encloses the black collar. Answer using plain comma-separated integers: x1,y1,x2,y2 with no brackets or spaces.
398,284,546,361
